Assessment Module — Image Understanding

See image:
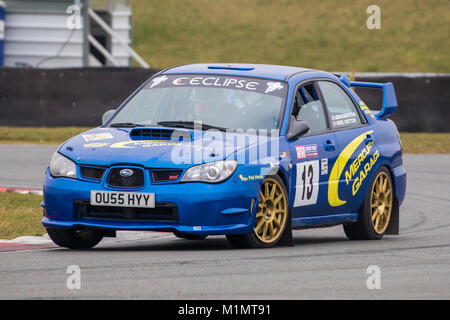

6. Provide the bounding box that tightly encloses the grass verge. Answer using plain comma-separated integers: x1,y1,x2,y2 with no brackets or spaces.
0,127,92,145
400,133,450,154
0,193,45,240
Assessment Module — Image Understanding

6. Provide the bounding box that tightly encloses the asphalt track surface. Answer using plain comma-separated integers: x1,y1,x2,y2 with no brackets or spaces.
0,144,449,299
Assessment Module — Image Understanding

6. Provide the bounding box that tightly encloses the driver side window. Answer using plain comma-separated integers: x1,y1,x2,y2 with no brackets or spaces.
292,83,327,133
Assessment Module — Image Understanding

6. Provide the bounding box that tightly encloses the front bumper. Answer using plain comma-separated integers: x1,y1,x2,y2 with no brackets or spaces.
42,169,260,235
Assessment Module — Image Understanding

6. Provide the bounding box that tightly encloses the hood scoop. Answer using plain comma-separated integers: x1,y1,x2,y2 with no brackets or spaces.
130,128,174,140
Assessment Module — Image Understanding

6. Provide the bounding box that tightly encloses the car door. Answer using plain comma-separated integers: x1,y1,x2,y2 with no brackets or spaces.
316,80,375,214
288,82,340,218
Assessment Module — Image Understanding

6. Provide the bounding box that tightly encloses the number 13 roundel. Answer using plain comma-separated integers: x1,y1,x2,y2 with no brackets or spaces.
294,160,319,207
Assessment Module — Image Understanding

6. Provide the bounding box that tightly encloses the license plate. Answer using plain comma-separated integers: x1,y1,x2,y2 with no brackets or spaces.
90,191,155,208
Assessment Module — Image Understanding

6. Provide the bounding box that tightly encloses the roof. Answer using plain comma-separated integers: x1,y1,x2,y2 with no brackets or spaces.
162,63,312,81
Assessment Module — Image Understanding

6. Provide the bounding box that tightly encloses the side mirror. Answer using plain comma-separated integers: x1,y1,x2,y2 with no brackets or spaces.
286,118,310,141
102,109,116,125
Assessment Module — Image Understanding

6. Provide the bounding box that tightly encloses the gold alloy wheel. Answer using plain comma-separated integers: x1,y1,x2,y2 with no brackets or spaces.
370,171,393,234
254,178,287,244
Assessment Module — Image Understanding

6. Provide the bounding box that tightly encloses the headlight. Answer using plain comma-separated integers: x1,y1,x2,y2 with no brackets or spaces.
49,152,77,178
181,160,237,183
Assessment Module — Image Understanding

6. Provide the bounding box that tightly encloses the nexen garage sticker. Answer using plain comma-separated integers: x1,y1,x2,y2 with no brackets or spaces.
145,75,286,97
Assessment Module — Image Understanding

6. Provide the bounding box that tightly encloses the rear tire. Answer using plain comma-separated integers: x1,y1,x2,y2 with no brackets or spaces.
173,231,207,240
227,175,289,248
46,228,104,249
343,166,393,240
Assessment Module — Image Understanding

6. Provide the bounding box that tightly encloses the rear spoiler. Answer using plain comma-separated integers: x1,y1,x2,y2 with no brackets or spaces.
339,75,398,118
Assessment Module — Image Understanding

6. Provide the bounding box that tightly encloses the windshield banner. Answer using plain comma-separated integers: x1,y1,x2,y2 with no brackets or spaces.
145,74,287,97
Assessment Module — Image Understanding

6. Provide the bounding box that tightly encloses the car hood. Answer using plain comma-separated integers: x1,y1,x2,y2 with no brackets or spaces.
58,127,276,169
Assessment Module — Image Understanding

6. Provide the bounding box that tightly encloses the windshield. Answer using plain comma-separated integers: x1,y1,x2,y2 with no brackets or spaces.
108,74,288,131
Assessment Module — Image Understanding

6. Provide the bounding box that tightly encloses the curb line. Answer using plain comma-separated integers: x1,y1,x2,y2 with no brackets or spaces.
0,186,43,196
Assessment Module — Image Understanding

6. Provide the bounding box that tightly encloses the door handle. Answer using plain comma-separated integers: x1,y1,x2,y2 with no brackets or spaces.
323,139,335,151
365,134,374,145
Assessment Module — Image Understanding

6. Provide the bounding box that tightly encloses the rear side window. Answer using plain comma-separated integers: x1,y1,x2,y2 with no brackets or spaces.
317,81,363,129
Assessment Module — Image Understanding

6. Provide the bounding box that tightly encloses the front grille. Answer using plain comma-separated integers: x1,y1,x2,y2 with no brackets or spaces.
107,167,145,188
151,170,183,182
80,166,105,181
74,200,178,222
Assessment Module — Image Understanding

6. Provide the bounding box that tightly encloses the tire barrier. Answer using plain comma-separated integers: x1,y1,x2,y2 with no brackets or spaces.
0,68,448,131
353,74,450,132
0,67,158,127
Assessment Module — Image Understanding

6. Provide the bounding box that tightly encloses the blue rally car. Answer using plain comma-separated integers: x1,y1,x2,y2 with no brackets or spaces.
42,63,406,249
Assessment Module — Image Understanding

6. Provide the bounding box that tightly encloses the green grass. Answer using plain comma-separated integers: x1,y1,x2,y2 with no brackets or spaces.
0,193,45,239
400,133,450,154
0,127,449,153
130,0,450,72
0,127,91,145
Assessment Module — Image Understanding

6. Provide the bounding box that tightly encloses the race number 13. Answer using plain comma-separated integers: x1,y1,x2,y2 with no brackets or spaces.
294,160,319,207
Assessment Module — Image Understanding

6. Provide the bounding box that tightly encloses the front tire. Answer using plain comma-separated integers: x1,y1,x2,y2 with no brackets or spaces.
227,175,289,248
344,167,393,240
46,228,104,249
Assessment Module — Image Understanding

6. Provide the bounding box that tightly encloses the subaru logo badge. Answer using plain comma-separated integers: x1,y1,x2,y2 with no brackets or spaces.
119,169,134,177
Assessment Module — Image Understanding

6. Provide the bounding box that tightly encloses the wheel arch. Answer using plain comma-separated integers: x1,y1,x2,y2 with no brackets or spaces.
275,169,289,194
355,164,399,235
257,170,294,246
273,169,294,245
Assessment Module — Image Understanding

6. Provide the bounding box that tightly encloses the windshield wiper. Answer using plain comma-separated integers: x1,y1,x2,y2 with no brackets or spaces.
157,121,228,132
109,122,145,128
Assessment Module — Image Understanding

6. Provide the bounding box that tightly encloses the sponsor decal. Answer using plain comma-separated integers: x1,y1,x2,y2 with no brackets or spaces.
82,133,113,142
149,75,168,88
83,142,109,148
239,174,264,182
296,144,318,159
353,149,379,195
172,77,189,85
279,151,290,159
110,140,181,149
345,141,379,195
171,76,259,91
109,140,213,151
294,160,319,207
331,112,357,126
321,158,328,175
328,130,379,207
359,101,376,119
265,81,284,93
145,75,287,97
